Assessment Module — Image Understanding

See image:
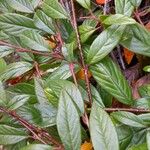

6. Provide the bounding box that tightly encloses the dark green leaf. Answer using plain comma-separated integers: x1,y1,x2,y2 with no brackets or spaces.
57,90,81,150
121,24,150,56
42,0,68,19
33,10,55,34
90,57,133,105
111,111,146,128
90,102,119,150
0,62,33,81
0,124,28,145
87,25,125,64
0,13,37,35
20,30,51,52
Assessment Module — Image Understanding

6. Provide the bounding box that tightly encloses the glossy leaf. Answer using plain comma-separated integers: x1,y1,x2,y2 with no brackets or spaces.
102,14,136,25
33,10,55,34
20,30,51,52
42,0,68,19
115,0,134,16
90,102,119,150
76,0,90,9
21,144,52,150
111,111,146,128
0,125,28,145
0,13,37,35
57,89,81,150
87,25,125,64
0,62,33,81
121,24,150,56
147,131,150,150
6,0,34,13
90,57,133,105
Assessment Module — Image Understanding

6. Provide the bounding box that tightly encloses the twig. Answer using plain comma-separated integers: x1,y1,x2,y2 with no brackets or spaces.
105,108,150,113
134,10,144,26
70,0,93,105
0,40,64,60
34,62,42,78
0,107,64,149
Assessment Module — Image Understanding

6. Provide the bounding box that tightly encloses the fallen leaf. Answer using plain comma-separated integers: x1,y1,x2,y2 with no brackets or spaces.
123,48,135,64
81,141,93,150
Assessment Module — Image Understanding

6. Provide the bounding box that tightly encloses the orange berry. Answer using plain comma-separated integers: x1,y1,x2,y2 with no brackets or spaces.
76,68,92,80
81,141,93,150
96,0,106,5
123,48,135,65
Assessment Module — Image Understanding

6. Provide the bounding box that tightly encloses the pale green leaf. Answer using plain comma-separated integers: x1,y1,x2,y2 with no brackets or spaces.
21,144,52,150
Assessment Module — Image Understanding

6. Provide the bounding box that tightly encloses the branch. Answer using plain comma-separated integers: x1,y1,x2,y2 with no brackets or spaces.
70,0,93,105
105,108,150,113
0,107,64,149
0,40,64,60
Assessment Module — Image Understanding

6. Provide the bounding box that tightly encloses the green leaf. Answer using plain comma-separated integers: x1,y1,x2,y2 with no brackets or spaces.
143,66,150,72
138,84,150,97
121,23,150,56
48,62,79,80
7,94,29,110
90,102,119,150
87,25,125,64
102,14,136,25
21,144,52,150
46,79,84,114
0,0,13,13
20,30,51,52
116,125,132,150
6,0,34,13
0,81,7,106
90,57,133,105
0,58,7,73
0,13,37,35
42,0,68,19
0,124,28,145
76,0,90,9
111,111,146,128
33,10,55,34
57,90,81,150
128,143,148,150
134,97,150,109
131,0,142,7
0,62,33,81
147,130,150,150
0,46,14,58
31,0,41,8
138,114,150,126
115,0,134,16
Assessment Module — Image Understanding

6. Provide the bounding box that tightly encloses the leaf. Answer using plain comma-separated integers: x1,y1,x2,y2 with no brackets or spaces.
131,0,142,7
138,113,150,126
115,0,134,16
102,14,136,25
31,0,41,8
0,124,28,145
143,66,150,72
6,0,34,13
121,23,150,56
87,25,125,64
111,111,146,128
0,13,37,35
42,0,68,19
128,143,148,150
123,48,135,64
0,46,14,58
90,57,133,105
20,30,51,52
33,10,55,34
90,102,119,150
0,62,33,81
0,0,13,13
0,81,7,106
57,89,81,150
147,130,150,150
21,144,52,150
138,84,150,97
7,94,29,110
48,62,79,80
46,79,84,114
134,97,150,109
0,58,7,73
76,0,90,9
